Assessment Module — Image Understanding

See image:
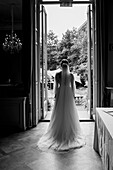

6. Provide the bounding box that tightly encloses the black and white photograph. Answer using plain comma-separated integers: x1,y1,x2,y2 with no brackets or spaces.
0,0,111,170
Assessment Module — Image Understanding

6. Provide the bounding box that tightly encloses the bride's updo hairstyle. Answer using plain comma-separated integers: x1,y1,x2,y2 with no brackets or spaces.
60,59,69,69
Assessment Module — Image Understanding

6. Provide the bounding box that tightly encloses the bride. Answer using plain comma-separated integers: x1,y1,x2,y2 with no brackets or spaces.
37,59,85,151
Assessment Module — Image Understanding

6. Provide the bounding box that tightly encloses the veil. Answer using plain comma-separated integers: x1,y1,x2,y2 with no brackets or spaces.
37,62,85,151
61,64,70,86
54,64,70,98
61,64,76,97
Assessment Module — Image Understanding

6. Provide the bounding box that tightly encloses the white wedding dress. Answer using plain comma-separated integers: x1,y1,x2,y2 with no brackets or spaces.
37,66,85,151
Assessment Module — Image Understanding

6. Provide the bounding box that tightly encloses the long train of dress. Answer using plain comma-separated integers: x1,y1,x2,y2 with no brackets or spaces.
37,72,85,151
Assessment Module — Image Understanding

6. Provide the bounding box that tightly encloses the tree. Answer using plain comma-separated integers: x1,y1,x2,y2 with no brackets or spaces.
76,26,88,81
57,28,79,64
47,30,59,70
46,25,89,82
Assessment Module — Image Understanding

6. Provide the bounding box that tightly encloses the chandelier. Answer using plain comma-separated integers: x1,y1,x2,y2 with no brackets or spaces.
3,4,22,54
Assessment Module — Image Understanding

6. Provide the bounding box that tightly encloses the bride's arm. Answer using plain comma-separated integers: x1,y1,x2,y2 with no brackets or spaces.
54,73,59,98
71,73,76,97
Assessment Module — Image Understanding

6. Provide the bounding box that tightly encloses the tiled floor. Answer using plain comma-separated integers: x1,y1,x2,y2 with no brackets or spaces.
0,121,103,170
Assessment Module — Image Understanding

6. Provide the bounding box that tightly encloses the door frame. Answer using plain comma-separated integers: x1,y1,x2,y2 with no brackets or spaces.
87,4,92,118
40,5,48,119
34,0,98,123
41,1,92,5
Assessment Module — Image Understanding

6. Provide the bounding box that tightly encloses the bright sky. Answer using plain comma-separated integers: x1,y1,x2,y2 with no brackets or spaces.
44,4,88,40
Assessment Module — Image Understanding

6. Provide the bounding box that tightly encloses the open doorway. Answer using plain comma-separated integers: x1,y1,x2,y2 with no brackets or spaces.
39,1,94,122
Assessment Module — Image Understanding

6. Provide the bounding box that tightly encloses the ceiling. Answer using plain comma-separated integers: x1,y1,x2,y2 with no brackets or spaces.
0,0,22,30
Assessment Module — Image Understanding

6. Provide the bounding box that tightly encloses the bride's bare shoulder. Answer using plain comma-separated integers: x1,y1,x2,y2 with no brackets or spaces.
70,73,74,81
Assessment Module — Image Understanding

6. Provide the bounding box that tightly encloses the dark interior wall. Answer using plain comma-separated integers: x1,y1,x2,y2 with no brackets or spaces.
107,2,113,86
0,0,32,97
22,0,32,96
0,30,23,85
0,0,25,98
95,0,113,106
95,0,108,106
0,0,32,131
